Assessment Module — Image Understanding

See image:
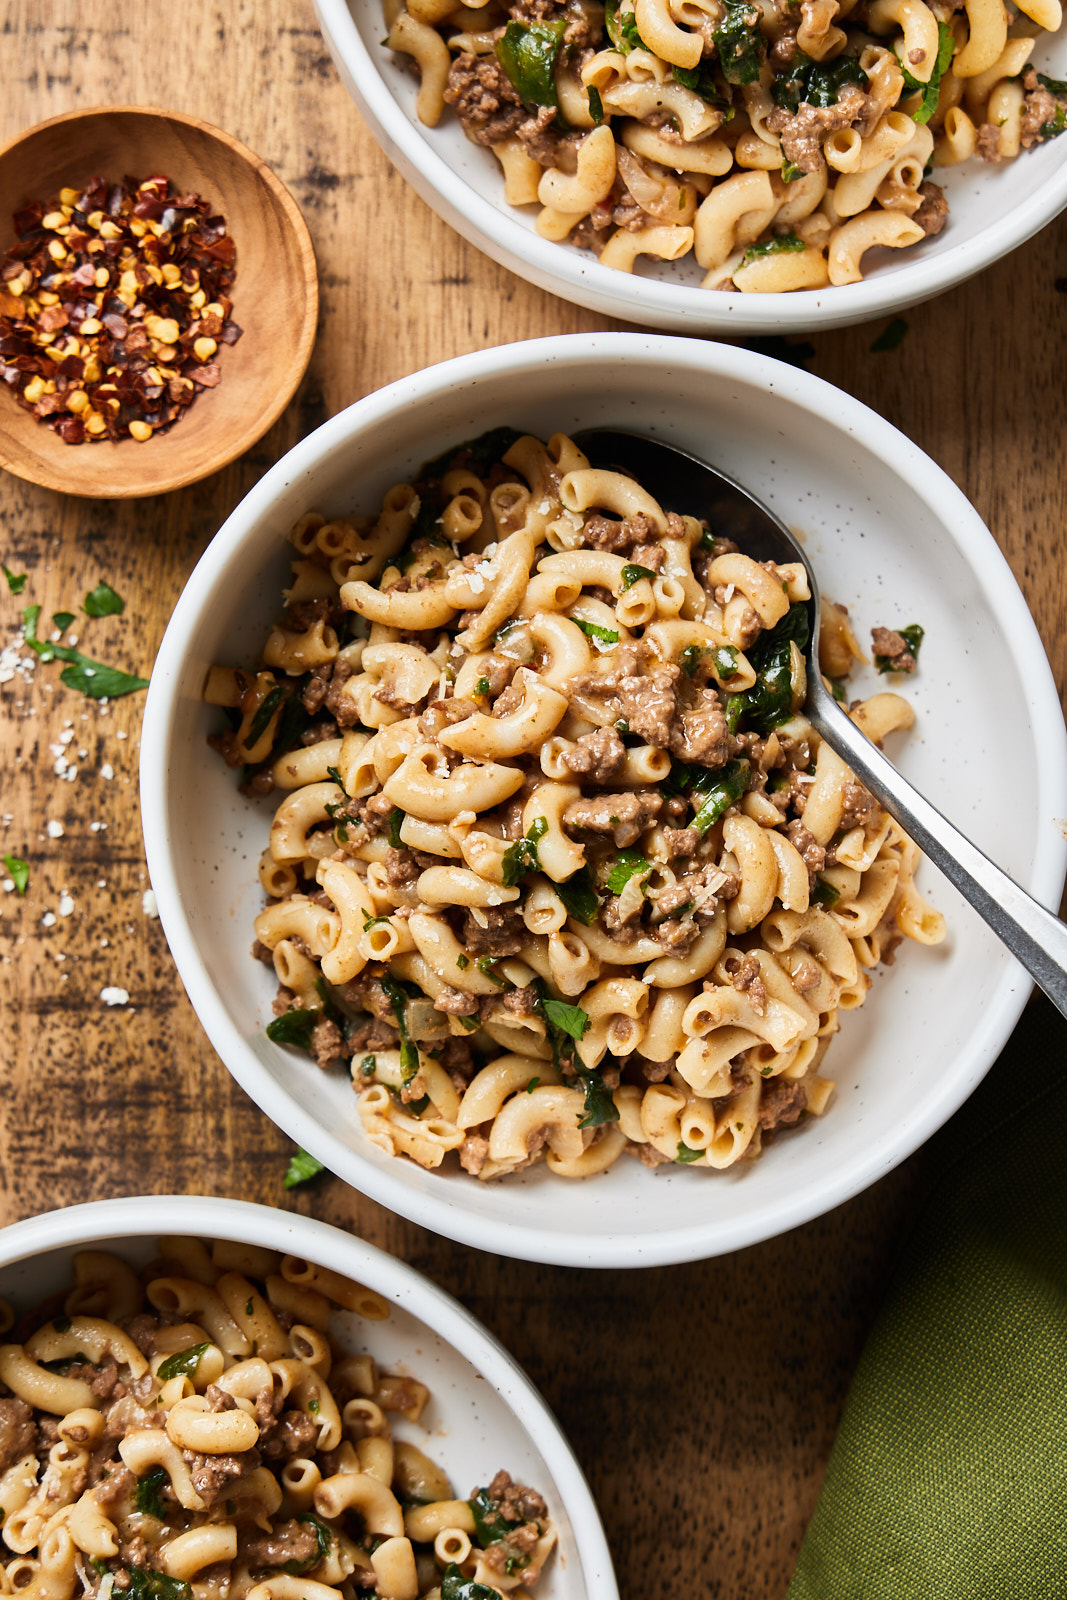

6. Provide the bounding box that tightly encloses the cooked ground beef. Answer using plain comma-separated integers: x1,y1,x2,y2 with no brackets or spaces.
913,180,948,237
184,1446,262,1508
662,826,700,859
1021,67,1065,146
786,819,825,877
758,1078,807,1131
486,1469,548,1524
516,104,567,165
563,790,662,847
444,55,527,145
244,1518,322,1570
669,686,729,765
655,918,699,952
976,122,1002,161
434,985,480,1016
727,952,767,1014
503,982,538,1015
384,847,420,886
766,82,870,173
0,1398,35,1473
840,780,880,832
462,906,526,958
558,726,625,782
459,1133,491,1176
619,661,680,748
309,1016,345,1069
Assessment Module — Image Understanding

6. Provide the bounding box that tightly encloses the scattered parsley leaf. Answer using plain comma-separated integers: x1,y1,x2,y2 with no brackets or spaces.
456,952,470,969
606,849,650,895
870,317,909,352
3,854,29,895
156,1343,211,1382
900,22,954,123
83,581,124,618
246,686,285,748
21,604,148,699
135,1467,169,1520
541,997,590,1040
526,1077,541,1093
714,645,740,679
555,866,599,925
382,974,421,1080
326,764,348,793
266,1008,320,1049
691,759,749,833
874,623,924,673
587,84,604,124
676,1142,705,1163
575,1067,619,1128
284,1148,326,1189
52,611,75,631
388,807,407,848
781,158,803,182
621,562,655,589
3,565,26,594
573,618,619,645
742,231,804,264
681,644,705,678
495,18,567,107
811,877,840,909
474,676,491,698
442,1562,501,1600
501,816,548,887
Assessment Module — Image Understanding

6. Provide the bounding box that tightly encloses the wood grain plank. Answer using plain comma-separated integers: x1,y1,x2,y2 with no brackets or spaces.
0,2,1063,1595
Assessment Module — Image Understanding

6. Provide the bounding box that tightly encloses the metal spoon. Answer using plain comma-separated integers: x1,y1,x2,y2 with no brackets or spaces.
574,427,1067,1019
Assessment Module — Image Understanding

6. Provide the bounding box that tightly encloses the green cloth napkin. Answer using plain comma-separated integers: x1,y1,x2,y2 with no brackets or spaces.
787,993,1067,1600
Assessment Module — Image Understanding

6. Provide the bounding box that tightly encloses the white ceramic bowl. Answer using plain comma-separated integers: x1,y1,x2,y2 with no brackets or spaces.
315,0,1067,334
141,332,1067,1268
0,1195,615,1600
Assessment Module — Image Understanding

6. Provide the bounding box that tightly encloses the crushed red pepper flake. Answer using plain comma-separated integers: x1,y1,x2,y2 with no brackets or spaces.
0,174,242,445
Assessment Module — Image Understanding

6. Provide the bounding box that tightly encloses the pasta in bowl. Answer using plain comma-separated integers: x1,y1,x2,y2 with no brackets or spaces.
203,427,945,1182
0,1197,615,1600
315,0,1067,329
140,334,1067,1264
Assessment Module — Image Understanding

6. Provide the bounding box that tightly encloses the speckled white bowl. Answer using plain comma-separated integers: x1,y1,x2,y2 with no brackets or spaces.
140,333,1067,1267
315,0,1067,333
0,1196,615,1600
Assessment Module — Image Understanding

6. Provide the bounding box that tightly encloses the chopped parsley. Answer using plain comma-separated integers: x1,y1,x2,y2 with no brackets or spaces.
605,0,648,53
680,644,705,678
476,955,508,988
672,62,734,114
284,1148,326,1189
382,974,421,1081
83,581,124,618
621,562,656,589
830,677,846,703
134,1467,169,1519
555,866,599,925
811,877,840,909
743,231,804,265
714,645,740,679
21,604,148,700
3,565,26,594
52,610,75,631
714,0,764,85
874,623,924,673
676,1142,705,1163
724,600,810,733
540,997,590,1041
359,1054,377,1077
900,22,954,124
575,1067,619,1128
326,764,348,792
441,1564,500,1600
871,317,909,352
474,676,491,698
501,815,549,886
156,1342,211,1382
781,158,803,182
456,952,470,969
283,1514,331,1575
587,84,605,124
496,18,567,107
266,1008,320,1049
691,758,749,833
574,618,619,646
246,686,285,748
526,1077,541,1093
3,853,29,895
387,807,406,848
605,849,650,895
772,50,865,113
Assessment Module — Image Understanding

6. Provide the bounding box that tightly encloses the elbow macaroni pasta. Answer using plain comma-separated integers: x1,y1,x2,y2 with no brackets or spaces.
208,427,945,1181
0,1240,557,1600
381,0,1067,291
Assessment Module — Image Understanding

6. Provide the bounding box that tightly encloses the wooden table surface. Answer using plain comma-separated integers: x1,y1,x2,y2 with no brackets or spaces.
0,3,1064,1595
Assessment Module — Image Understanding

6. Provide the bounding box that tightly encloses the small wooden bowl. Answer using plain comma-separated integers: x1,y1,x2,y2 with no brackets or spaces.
0,107,318,498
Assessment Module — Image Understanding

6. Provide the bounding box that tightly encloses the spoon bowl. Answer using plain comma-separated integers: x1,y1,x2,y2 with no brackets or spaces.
576,427,1067,1021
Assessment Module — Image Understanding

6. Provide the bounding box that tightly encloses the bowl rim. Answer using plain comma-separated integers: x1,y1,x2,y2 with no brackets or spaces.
0,104,319,498
314,0,1067,334
0,1194,618,1600
140,330,1067,1268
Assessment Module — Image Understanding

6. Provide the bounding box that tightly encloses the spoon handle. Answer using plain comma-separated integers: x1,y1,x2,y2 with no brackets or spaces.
808,681,1067,1020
